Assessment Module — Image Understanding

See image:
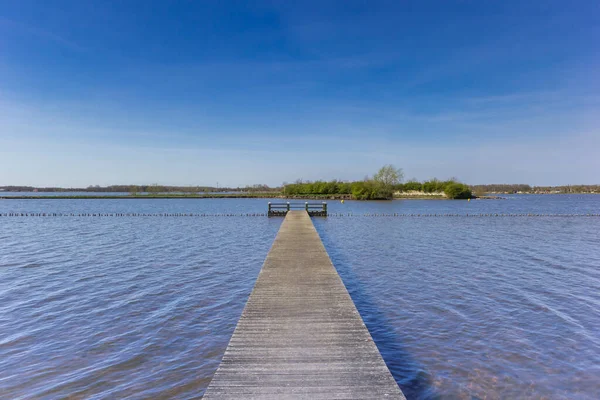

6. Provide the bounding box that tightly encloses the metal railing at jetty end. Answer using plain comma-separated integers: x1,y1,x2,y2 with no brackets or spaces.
268,202,327,217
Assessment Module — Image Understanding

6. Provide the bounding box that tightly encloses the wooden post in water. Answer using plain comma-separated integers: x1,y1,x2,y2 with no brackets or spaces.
204,211,405,399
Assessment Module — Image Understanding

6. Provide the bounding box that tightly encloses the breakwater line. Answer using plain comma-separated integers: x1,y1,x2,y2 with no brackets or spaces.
1,212,598,218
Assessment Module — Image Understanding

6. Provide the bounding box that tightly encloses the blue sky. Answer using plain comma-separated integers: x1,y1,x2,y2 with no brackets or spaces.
1,1,598,187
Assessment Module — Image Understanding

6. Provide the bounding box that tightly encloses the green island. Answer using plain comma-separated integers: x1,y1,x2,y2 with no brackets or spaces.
283,166,472,200
1,165,598,201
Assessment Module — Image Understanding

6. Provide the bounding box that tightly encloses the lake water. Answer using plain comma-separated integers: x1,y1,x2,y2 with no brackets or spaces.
1,195,599,399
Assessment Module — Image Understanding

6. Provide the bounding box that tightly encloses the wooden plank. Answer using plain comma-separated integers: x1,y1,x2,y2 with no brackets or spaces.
204,211,405,399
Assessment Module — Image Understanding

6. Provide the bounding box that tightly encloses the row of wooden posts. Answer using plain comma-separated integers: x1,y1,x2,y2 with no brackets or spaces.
1,212,598,218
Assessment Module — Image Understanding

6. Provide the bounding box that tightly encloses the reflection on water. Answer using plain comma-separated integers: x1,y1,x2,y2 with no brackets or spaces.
1,195,599,398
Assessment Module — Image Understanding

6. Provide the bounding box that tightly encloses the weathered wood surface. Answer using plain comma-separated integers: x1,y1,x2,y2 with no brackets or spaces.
204,211,405,399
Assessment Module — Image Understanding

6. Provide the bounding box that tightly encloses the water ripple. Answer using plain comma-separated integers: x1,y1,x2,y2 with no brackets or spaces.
0,212,280,399
314,214,600,399
1,196,599,399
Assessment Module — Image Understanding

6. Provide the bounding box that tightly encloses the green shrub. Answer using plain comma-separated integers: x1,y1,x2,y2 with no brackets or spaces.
402,181,423,191
338,182,352,194
350,180,393,200
444,182,472,199
351,181,373,200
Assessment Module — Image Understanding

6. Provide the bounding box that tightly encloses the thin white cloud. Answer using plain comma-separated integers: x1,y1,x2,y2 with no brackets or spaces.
0,16,86,52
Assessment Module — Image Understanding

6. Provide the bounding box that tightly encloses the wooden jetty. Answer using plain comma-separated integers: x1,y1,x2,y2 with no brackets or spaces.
204,210,405,399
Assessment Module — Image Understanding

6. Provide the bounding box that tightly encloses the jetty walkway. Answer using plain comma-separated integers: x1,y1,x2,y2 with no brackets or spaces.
204,210,405,399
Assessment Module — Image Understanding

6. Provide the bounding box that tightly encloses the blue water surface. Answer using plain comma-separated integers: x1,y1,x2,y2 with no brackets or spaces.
1,195,599,399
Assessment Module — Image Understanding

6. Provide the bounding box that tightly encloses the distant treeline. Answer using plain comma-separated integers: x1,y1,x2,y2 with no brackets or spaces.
532,185,600,193
3,181,596,198
0,185,223,193
0,184,277,193
106,185,227,193
470,184,600,194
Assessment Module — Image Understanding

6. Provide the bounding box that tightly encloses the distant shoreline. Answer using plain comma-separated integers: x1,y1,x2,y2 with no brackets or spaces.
0,193,445,200
0,194,277,200
1,192,597,200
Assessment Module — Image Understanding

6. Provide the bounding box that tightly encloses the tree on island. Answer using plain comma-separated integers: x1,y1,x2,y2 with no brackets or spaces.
349,165,404,200
352,164,404,200
373,165,404,187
